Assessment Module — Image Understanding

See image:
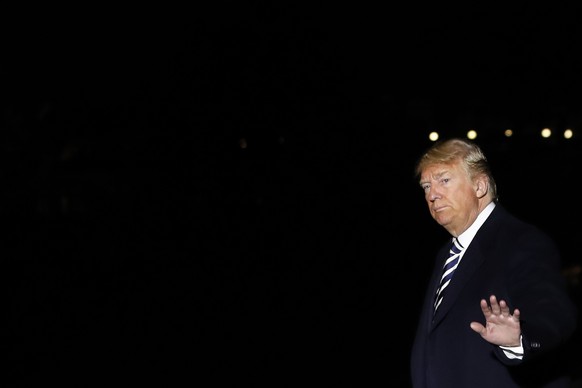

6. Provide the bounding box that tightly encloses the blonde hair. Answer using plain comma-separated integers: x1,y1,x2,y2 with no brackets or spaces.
415,138,498,201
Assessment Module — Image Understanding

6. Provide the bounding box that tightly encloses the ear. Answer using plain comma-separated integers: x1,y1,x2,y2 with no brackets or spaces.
474,176,489,199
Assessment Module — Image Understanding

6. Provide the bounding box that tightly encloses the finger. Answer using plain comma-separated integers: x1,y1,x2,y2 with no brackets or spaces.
513,308,521,321
480,299,491,315
489,295,501,315
498,299,511,315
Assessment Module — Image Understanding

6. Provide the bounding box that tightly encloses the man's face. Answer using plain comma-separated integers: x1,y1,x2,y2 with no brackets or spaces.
419,162,481,236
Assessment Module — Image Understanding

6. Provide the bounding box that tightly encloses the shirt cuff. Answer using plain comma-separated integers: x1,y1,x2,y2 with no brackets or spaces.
499,335,524,360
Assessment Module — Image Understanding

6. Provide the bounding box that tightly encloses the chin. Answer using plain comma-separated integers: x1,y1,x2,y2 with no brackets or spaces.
434,215,450,226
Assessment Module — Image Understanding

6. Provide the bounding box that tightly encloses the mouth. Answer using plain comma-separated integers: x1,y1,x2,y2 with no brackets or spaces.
433,205,449,213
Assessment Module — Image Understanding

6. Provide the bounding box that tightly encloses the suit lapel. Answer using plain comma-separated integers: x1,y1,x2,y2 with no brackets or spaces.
430,205,502,327
431,243,486,325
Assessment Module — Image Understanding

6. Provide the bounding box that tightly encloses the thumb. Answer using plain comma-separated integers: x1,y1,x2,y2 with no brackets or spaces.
470,322,485,334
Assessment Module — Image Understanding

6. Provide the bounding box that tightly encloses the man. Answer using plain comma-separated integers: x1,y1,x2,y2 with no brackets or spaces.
410,138,577,387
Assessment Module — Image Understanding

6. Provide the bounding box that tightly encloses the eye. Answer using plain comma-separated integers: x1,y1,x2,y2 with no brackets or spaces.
421,184,430,192
441,178,450,184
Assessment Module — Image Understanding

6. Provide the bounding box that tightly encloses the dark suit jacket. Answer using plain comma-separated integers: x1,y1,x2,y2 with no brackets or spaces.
410,203,578,388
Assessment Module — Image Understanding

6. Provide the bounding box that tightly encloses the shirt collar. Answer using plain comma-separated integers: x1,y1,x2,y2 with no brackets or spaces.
457,201,496,250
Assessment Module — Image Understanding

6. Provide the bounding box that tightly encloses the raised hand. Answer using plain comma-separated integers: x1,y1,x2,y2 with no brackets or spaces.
469,295,522,347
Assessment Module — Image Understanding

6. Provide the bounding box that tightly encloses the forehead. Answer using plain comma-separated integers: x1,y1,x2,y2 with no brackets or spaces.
420,163,459,181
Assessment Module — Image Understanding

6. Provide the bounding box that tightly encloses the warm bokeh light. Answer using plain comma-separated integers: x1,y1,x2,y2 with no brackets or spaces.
420,126,582,142
422,126,582,143
564,129,573,139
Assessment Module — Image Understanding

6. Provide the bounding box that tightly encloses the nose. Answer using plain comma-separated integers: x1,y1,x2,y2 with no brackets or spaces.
428,187,440,202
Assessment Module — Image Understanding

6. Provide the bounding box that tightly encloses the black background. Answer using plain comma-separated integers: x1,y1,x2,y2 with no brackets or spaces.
3,4,582,387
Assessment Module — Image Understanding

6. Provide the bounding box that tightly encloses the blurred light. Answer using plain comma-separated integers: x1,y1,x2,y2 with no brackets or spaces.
541,128,552,138
239,138,248,149
504,129,513,137
467,129,477,140
564,129,573,139
429,132,439,142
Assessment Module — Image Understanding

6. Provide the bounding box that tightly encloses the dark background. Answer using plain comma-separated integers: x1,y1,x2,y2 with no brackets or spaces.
3,4,582,387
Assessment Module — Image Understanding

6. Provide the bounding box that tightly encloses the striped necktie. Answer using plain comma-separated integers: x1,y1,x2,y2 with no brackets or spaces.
433,238,463,313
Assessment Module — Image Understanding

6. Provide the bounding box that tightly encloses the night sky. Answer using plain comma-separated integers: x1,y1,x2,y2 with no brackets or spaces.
3,4,582,386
